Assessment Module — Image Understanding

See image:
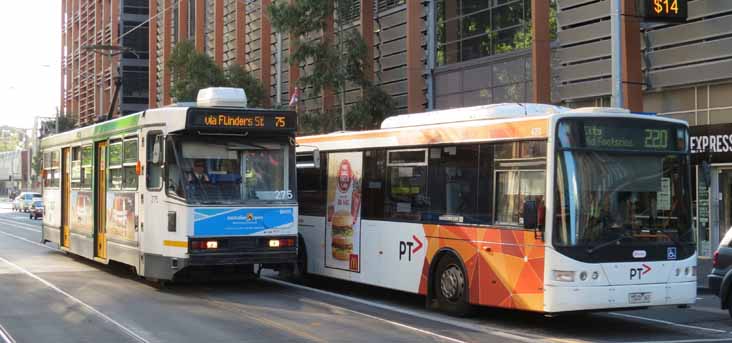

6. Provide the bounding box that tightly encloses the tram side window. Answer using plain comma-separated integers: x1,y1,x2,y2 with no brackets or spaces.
123,138,138,189
146,132,163,189
384,149,429,221
427,145,479,224
43,150,61,188
109,141,124,190
494,141,547,226
362,149,386,219
81,145,93,189
71,147,81,189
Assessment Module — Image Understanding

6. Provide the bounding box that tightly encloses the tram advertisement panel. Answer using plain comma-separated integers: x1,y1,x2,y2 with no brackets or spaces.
70,191,93,234
106,192,136,242
325,152,363,272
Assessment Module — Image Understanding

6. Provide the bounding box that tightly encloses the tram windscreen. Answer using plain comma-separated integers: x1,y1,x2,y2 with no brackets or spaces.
165,135,296,204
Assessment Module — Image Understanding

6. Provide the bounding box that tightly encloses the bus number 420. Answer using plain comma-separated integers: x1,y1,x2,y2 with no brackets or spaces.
399,235,423,261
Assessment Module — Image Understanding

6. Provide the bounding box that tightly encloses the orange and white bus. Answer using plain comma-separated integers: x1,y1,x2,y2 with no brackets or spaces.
295,104,696,314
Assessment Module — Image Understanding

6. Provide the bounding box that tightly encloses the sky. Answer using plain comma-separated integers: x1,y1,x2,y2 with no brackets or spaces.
0,1,61,129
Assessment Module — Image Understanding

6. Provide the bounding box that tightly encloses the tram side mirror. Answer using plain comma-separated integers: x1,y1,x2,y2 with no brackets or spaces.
523,200,538,230
152,135,163,164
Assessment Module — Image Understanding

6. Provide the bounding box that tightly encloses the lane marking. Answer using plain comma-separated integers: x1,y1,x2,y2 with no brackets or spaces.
0,323,15,343
609,312,728,334
0,219,43,234
262,276,545,343
0,255,150,343
0,218,43,231
298,297,469,343
0,229,54,251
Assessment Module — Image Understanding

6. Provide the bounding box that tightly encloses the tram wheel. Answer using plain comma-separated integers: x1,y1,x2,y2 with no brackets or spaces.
434,254,473,317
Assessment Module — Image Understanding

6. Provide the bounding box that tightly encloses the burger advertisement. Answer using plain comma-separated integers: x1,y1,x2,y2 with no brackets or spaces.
325,152,362,272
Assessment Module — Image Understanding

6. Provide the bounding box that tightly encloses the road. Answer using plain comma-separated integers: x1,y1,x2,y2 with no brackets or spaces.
0,204,730,343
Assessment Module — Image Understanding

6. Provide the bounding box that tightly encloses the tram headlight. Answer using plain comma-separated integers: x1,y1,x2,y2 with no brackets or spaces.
591,271,599,280
579,271,588,281
552,270,575,282
269,239,281,248
205,240,218,249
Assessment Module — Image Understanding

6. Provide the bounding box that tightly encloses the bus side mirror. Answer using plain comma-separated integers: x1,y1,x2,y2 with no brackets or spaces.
312,149,320,168
523,200,538,229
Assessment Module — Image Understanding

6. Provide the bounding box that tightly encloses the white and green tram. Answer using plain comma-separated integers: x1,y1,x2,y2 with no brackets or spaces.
41,88,299,281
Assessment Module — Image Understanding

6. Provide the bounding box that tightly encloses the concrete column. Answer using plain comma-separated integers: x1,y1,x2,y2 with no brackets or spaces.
235,0,246,65
195,0,205,52
214,0,224,65
260,0,272,106
621,0,643,111
149,0,158,108
406,0,425,113
531,0,551,104
163,0,172,105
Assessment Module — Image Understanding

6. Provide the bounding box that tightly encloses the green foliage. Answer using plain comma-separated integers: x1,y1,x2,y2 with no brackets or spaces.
269,0,396,134
224,64,266,108
167,40,267,107
167,40,226,102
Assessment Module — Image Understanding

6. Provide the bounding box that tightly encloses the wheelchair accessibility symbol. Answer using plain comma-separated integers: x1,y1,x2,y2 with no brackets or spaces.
667,247,677,260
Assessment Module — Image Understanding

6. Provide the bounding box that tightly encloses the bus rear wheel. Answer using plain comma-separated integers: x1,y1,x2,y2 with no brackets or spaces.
434,254,472,316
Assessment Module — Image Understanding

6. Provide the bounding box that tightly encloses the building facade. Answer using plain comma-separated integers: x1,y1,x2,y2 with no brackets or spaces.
148,0,731,286
61,0,150,127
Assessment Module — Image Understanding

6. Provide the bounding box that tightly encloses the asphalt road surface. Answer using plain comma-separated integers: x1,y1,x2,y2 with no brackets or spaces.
0,203,730,343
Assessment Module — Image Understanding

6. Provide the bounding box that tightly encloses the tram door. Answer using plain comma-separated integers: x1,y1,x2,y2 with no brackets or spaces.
61,148,70,248
95,141,108,260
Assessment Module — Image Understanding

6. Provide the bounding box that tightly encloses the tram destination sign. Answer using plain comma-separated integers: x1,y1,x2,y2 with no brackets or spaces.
639,0,687,22
186,108,296,131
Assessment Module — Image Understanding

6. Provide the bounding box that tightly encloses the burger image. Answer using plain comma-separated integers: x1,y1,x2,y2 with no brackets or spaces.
331,211,354,260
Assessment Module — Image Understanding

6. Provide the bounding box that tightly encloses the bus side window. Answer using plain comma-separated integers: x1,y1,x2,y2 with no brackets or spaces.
146,132,163,190
363,149,385,220
297,159,325,216
427,145,479,224
384,149,429,222
493,141,547,227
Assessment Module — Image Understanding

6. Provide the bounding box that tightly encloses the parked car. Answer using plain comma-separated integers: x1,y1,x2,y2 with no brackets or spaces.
708,229,732,317
29,200,44,220
15,192,42,212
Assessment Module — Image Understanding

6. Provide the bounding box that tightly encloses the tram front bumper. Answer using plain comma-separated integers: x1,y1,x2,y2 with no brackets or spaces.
188,249,298,266
543,281,697,313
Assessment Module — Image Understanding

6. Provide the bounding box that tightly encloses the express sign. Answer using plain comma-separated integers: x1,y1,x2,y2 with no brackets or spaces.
640,0,688,22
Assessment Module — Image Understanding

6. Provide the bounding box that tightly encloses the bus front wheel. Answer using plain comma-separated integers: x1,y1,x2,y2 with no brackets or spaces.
434,254,472,316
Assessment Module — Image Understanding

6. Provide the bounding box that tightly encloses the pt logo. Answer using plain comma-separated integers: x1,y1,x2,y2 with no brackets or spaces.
399,235,423,261
630,264,652,280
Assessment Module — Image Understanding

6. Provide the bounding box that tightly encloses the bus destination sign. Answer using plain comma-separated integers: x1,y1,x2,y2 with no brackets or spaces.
584,124,670,150
640,0,687,22
187,108,296,131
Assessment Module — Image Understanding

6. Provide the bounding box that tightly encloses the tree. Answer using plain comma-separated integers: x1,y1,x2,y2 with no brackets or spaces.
168,40,267,106
225,64,267,108
270,0,394,134
167,40,226,102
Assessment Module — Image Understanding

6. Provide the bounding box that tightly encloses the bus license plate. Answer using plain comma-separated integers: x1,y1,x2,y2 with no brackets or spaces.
629,292,652,304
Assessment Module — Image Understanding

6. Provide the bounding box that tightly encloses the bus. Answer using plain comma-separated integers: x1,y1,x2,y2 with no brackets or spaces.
295,104,696,314
41,88,299,281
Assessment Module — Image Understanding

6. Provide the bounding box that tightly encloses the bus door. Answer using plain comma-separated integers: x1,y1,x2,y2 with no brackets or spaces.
95,141,108,260
61,147,71,248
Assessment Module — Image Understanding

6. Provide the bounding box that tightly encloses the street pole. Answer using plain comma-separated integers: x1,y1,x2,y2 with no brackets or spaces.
610,0,623,108
276,31,283,106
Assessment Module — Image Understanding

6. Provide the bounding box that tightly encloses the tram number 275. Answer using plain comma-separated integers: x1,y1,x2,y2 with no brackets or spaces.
274,190,294,200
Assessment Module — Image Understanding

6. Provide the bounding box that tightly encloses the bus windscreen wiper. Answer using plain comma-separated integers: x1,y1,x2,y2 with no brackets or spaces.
587,233,634,255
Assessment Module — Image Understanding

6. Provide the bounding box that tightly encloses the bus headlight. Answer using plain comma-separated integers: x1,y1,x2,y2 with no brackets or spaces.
579,271,588,281
592,271,599,280
684,267,690,276
553,270,575,282
675,268,681,276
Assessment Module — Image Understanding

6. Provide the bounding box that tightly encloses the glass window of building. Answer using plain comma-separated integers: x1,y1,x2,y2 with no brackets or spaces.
436,0,557,65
